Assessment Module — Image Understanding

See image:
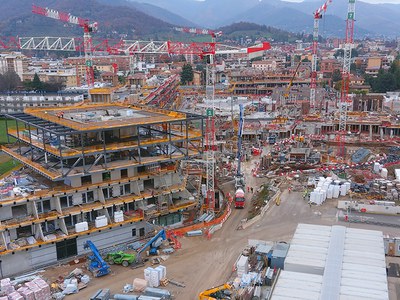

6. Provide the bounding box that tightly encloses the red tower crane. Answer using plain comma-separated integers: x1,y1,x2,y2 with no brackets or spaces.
32,5,98,88
310,0,332,112
338,0,356,157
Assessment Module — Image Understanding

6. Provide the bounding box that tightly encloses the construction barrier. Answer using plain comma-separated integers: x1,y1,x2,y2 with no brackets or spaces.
237,190,280,230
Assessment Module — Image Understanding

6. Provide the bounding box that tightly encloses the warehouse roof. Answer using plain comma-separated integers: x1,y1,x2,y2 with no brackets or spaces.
271,224,388,300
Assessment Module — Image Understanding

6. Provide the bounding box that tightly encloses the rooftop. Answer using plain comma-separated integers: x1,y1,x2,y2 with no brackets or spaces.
24,103,186,131
272,223,388,300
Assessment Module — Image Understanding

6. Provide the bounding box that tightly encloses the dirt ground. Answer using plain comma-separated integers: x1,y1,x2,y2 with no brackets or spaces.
43,155,400,300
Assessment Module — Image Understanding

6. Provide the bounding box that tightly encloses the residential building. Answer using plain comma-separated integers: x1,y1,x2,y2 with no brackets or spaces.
0,93,84,114
0,53,27,80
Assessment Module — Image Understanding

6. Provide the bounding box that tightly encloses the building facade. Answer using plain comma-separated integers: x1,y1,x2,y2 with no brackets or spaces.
0,103,203,276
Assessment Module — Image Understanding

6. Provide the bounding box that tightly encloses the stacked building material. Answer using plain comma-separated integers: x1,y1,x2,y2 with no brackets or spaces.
0,278,15,295
7,292,23,300
114,211,124,223
95,215,108,228
236,255,249,277
16,287,35,300
32,278,51,299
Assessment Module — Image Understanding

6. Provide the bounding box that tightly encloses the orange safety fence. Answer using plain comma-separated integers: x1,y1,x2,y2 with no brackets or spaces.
166,193,234,239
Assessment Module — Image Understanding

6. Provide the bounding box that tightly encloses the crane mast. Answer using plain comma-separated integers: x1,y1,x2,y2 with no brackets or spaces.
339,0,356,157
173,26,219,213
205,52,216,214
310,0,332,112
32,5,98,88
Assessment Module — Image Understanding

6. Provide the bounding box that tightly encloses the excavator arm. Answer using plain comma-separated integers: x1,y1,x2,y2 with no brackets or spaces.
199,283,232,300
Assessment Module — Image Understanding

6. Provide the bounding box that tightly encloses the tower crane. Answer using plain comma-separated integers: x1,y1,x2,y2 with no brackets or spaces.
32,5,98,88
310,0,332,112
235,104,245,190
172,26,220,214
339,0,356,157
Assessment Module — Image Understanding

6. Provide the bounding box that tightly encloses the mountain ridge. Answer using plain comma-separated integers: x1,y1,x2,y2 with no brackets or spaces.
131,0,400,37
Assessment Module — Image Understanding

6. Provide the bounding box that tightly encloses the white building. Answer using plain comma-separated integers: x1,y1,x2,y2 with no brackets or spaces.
271,223,388,300
0,52,26,80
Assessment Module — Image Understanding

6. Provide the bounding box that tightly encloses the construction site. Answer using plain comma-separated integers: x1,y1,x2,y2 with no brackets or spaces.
0,0,400,299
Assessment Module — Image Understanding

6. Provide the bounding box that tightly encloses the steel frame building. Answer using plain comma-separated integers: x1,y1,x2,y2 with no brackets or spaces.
0,103,203,276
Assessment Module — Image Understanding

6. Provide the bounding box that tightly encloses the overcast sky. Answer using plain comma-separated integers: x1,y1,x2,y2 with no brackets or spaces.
284,0,400,3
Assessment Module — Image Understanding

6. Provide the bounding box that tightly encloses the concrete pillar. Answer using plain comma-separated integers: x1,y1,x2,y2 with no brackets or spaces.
369,125,373,140
69,176,81,187
390,129,394,139
380,128,384,139
91,173,102,184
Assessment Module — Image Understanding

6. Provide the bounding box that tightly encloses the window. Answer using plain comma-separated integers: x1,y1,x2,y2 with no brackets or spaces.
120,186,124,196
12,204,27,218
41,220,56,234
16,225,32,238
36,200,51,214
139,228,145,237
125,184,131,194
60,196,73,208
132,228,136,237
102,188,109,199
102,172,111,181
81,175,92,185
56,238,77,260
64,216,72,227
121,169,128,178
82,191,94,204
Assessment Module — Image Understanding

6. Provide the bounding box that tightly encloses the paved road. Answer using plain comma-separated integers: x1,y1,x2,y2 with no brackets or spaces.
64,156,400,299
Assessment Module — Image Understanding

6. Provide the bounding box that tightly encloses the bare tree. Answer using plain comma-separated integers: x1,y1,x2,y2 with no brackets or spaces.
0,71,21,91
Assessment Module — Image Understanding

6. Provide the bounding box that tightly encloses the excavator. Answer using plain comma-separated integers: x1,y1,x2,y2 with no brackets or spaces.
198,283,233,300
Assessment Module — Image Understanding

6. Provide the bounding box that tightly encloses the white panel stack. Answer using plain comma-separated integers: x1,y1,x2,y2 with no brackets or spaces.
373,162,381,173
319,191,326,203
155,265,167,279
75,221,88,233
114,211,124,223
340,185,347,196
381,168,388,179
333,185,340,198
144,267,152,283
310,192,317,204
327,186,333,199
344,182,351,193
236,255,249,277
149,268,160,287
95,215,108,228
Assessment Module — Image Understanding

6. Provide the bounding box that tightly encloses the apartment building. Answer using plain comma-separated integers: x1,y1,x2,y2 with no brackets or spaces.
0,53,28,80
0,103,203,276
0,93,84,114
229,69,310,95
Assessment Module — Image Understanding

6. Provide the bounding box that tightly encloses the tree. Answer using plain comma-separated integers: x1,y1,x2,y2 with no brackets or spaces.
365,60,400,93
334,48,358,58
0,71,21,91
31,73,44,91
332,69,342,83
180,64,194,85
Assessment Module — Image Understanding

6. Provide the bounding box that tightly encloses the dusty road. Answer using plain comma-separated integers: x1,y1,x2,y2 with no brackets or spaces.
58,157,400,299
